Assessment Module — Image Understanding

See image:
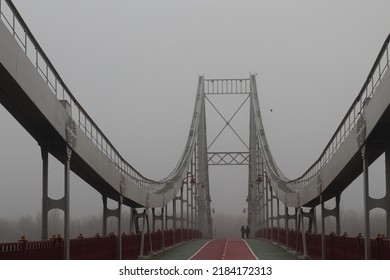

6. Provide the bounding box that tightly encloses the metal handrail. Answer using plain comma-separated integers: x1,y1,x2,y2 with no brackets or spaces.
0,0,201,195
295,33,390,185
0,0,162,191
253,33,390,191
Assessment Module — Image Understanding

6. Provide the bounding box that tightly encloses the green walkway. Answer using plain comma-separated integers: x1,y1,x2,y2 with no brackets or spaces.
147,239,300,260
245,239,300,260
147,239,209,260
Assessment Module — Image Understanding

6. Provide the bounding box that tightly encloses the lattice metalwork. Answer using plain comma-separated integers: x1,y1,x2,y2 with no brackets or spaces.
207,152,249,165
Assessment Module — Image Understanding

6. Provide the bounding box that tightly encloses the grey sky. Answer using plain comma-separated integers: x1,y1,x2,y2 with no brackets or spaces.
1,0,390,225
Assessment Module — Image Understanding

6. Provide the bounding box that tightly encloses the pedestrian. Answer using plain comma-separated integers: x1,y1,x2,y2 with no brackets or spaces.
241,225,245,238
245,225,250,239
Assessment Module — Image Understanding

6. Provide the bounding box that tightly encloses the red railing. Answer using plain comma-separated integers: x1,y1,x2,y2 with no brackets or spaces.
0,229,202,260
257,228,390,259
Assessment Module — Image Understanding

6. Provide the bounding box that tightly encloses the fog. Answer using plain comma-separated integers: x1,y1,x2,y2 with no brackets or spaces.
1,0,390,240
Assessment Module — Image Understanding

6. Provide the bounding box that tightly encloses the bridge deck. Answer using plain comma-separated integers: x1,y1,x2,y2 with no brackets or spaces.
191,239,257,260
147,239,299,260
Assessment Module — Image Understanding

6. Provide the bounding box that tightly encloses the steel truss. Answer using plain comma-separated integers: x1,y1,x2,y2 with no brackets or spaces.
207,152,249,165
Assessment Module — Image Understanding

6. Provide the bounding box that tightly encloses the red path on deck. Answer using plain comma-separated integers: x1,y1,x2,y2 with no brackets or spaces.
190,239,257,260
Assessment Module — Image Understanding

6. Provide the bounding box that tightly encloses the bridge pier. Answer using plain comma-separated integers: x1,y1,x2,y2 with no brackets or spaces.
320,194,326,260
173,185,187,242
161,207,165,249
152,208,163,233
63,146,71,260
129,208,141,234
359,144,390,260
102,196,121,236
179,186,185,241
276,198,280,243
151,207,165,249
173,198,177,244
136,208,153,259
385,147,390,237
118,196,123,260
312,207,318,233
283,206,298,250
40,145,72,260
298,208,308,258
295,208,300,253
320,193,341,259
102,195,123,259
301,207,316,234
285,205,289,248
185,180,190,240
265,178,269,239
362,145,371,260
270,187,274,241
164,204,175,243
164,204,172,243
40,147,49,241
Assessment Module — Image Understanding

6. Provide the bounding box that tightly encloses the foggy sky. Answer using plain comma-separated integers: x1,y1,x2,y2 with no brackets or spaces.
1,0,390,228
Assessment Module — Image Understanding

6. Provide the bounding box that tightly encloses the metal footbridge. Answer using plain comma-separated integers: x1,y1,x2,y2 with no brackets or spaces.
1,0,390,259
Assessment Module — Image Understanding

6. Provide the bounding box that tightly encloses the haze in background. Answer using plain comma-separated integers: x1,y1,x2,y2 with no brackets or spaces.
1,0,390,239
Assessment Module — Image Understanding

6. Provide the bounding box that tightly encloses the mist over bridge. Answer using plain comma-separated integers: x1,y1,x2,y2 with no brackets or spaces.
1,0,390,260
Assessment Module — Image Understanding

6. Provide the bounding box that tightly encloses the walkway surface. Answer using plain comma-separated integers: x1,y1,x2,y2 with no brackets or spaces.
191,239,257,260
148,238,299,260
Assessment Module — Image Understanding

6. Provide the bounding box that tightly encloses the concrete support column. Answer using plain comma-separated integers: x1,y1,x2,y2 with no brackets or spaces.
180,187,184,241
320,195,326,260
137,209,153,258
117,196,123,260
296,208,300,253
139,209,146,259
276,199,280,243
41,147,49,241
102,196,108,236
191,184,194,231
270,188,274,240
194,196,198,233
161,207,165,249
335,194,341,235
152,208,156,233
362,145,370,259
151,207,163,233
186,181,190,240
64,146,72,260
300,208,308,258
102,195,123,259
265,180,269,239
129,208,140,235
146,209,153,255
129,208,134,234
312,207,318,234
285,205,289,248
292,208,298,253
385,146,390,237
173,198,176,245
261,163,266,233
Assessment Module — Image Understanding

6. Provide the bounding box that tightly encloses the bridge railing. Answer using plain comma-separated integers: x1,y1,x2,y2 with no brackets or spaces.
295,34,390,188
0,229,202,260
252,33,390,190
0,0,162,192
257,228,390,260
204,79,250,94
